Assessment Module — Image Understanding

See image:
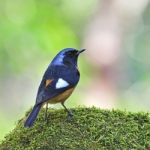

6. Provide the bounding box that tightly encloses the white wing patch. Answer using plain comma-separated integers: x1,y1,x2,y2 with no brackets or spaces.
56,78,69,89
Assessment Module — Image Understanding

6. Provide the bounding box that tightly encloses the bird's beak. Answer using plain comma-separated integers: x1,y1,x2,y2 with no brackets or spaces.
77,49,86,55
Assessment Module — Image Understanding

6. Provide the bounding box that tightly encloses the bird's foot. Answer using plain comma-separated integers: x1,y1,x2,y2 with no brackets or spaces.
44,113,50,124
67,111,73,121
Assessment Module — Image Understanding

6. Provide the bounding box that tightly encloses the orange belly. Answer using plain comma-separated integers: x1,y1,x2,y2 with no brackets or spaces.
47,87,75,104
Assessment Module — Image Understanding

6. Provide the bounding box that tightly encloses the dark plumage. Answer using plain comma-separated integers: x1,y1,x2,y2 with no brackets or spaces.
24,48,85,127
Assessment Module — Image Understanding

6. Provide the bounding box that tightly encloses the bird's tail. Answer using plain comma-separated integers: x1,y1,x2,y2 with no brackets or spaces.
24,104,42,127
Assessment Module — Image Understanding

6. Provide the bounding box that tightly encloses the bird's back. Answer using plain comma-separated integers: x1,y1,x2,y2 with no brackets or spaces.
35,65,80,105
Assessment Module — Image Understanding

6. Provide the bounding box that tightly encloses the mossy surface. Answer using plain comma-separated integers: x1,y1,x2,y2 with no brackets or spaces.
0,107,150,150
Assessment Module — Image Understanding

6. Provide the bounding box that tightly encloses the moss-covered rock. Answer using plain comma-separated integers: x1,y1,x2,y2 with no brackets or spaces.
0,108,150,149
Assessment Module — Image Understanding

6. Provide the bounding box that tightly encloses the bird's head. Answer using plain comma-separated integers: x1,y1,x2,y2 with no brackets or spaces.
51,48,86,66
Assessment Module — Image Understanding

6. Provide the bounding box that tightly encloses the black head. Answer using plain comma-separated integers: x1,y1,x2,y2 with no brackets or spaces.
51,48,85,66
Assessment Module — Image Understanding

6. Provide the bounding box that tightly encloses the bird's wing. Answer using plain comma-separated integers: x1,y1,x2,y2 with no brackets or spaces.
35,66,76,105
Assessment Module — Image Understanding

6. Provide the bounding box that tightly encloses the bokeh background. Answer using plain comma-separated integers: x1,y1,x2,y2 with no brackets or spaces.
0,0,150,140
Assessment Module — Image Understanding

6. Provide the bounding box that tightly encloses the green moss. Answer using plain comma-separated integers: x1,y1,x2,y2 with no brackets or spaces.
0,108,150,149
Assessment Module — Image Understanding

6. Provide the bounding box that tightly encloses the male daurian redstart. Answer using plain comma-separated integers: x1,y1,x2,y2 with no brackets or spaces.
24,48,85,127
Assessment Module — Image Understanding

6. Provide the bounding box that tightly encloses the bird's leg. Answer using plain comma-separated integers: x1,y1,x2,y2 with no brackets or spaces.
61,102,73,120
44,102,48,123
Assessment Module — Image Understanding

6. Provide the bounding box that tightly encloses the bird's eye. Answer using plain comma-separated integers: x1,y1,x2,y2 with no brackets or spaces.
67,51,76,56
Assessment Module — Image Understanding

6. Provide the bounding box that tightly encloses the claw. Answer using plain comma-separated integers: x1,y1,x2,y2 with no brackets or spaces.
67,111,73,121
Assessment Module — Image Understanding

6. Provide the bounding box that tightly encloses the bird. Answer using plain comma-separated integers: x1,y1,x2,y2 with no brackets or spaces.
24,48,85,127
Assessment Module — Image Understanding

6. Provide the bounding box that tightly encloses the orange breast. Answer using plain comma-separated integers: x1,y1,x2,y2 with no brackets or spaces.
47,87,75,104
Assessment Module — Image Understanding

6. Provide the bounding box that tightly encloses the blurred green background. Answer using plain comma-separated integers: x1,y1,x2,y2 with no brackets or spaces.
0,0,150,140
